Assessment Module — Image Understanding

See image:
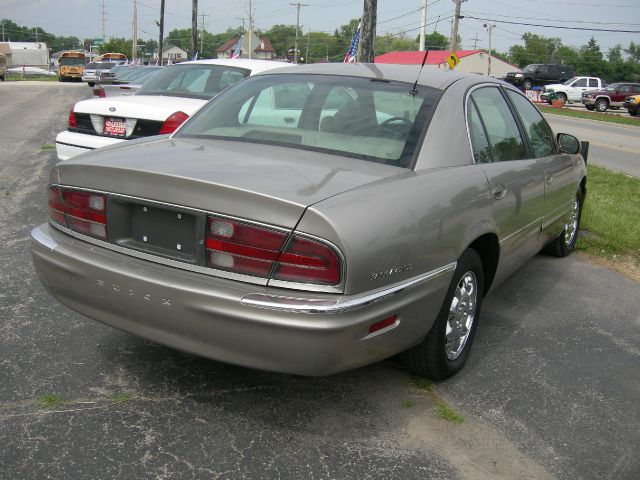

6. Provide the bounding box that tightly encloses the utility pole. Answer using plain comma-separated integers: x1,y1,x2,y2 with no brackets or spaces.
472,33,479,49
246,0,254,59
484,23,495,76
1,21,4,42
191,0,198,57
158,0,165,65
359,0,377,63
236,17,245,31
101,0,107,41
449,0,463,53
419,0,428,51
34,28,39,43
200,14,210,54
131,0,138,62
305,29,310,64
290,2,308,64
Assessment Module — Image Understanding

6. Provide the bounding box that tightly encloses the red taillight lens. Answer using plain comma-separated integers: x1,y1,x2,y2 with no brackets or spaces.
273,235,341,285
48,186,107,240
68,109,77,128
205,216,287,277
158,111,189,135
94,85,105,97
48,187,66,226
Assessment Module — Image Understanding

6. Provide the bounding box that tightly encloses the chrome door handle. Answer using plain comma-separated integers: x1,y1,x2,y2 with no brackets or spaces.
491,184,507,200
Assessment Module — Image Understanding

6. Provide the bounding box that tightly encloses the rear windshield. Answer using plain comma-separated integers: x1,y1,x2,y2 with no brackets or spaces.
176,74,441,167
136,64,251,99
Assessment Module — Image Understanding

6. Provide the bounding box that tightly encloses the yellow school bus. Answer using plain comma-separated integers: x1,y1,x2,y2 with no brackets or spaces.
58,51,86,81
95,52,127,63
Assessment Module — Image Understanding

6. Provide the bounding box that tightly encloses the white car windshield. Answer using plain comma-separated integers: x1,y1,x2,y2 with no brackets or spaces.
176,73,442,167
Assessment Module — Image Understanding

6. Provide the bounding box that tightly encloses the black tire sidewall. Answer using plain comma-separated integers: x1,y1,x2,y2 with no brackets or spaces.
425,249,485,379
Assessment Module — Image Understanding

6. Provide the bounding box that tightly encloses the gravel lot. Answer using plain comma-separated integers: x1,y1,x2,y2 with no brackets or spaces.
1,82,638,480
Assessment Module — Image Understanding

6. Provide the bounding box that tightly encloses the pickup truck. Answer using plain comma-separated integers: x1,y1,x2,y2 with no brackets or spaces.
582,82,640,112
540,77,606,104
504,63,575,90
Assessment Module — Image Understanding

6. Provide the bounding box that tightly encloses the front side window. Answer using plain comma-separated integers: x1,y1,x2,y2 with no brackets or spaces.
506,90,556,158
469,87,526,162
573,78,587,87
177,74,441,166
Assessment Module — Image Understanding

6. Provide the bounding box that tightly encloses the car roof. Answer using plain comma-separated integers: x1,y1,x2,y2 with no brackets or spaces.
177,58,296,74
252,62,498,90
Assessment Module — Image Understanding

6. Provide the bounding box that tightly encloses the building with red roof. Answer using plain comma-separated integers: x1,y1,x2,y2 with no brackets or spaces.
375,49,520,78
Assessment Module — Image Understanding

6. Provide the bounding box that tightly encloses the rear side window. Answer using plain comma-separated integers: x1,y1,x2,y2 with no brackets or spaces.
469,87,527,162
467,101,492,163
588,78,598,87
633,85,640,93
506,90,556,158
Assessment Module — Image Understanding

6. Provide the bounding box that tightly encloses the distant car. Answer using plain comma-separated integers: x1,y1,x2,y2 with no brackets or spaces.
33,64,588,380
582,83,640,112
92,66,163,97
504,64,575,90
55,59,295,161
540,77,606,104
623,95,640,116
7,66,57,77
82,62,118,87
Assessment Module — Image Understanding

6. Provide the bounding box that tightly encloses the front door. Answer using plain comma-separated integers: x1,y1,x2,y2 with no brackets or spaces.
467,86,547,282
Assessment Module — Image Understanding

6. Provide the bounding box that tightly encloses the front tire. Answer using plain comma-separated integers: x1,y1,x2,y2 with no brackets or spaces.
522,79,533,90
585,105,595,111
543,189,583,257
405,249,484,380
595,98,608,112
555,92,567,103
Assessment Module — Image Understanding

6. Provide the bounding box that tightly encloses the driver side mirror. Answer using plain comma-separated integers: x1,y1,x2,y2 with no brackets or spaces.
557,133,581,155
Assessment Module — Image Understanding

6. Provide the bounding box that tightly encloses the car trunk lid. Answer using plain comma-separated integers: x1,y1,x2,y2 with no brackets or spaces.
54,136,405,229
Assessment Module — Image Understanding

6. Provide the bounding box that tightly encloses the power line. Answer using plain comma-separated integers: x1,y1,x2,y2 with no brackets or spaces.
464,15,640,33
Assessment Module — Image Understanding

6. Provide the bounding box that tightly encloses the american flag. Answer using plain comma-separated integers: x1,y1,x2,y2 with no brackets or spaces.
231,36,244,59
344,22,361,63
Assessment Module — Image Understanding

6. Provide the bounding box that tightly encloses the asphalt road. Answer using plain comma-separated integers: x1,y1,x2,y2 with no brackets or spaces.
1,82,639,480
545,113,640,177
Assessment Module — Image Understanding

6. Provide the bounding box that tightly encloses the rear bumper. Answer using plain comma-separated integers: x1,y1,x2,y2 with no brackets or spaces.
30,224,453,376
55,130,126,160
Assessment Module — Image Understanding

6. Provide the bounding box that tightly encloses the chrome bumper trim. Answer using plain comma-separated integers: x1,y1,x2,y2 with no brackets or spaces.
241,262,456,314
30,226,59,251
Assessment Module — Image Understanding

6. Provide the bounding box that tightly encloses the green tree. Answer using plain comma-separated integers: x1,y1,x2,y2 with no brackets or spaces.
375,34,417,56
624,41,640,63
99,37,131,57
509,33,562,67
263,25,299,58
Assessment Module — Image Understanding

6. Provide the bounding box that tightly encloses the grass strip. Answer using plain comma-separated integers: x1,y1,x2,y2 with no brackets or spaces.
539,105,640,127
578,165,640,263
410,377,464,423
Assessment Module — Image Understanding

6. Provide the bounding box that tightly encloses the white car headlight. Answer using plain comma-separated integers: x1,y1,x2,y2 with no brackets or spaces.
515,73,523,78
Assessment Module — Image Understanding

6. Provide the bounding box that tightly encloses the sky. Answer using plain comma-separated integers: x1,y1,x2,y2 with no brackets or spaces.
2,0,639,56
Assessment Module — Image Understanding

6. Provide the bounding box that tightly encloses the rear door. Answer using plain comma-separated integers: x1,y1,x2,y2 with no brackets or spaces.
467,86,546,276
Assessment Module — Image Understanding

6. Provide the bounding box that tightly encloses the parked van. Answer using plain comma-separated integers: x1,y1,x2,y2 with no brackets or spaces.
0,53,7,81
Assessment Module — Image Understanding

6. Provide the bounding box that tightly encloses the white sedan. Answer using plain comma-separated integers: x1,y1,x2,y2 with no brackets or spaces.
55,59,294,161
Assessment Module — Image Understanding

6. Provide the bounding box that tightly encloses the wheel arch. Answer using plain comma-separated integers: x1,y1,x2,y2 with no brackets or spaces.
466,233,500,296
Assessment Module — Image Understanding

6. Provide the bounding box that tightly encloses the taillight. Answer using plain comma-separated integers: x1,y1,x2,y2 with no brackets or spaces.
158,111,188,135
68,109,77,128
205,215,342,285
94,85,105,97
273,235,341,285
206,216,287,277
48,186,107,240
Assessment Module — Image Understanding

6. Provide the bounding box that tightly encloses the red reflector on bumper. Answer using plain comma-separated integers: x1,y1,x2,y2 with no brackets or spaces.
368,315,398,334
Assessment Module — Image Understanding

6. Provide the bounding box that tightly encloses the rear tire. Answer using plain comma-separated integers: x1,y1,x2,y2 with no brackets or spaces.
523,79,533,90
405,249,484,380
543,189,582,257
